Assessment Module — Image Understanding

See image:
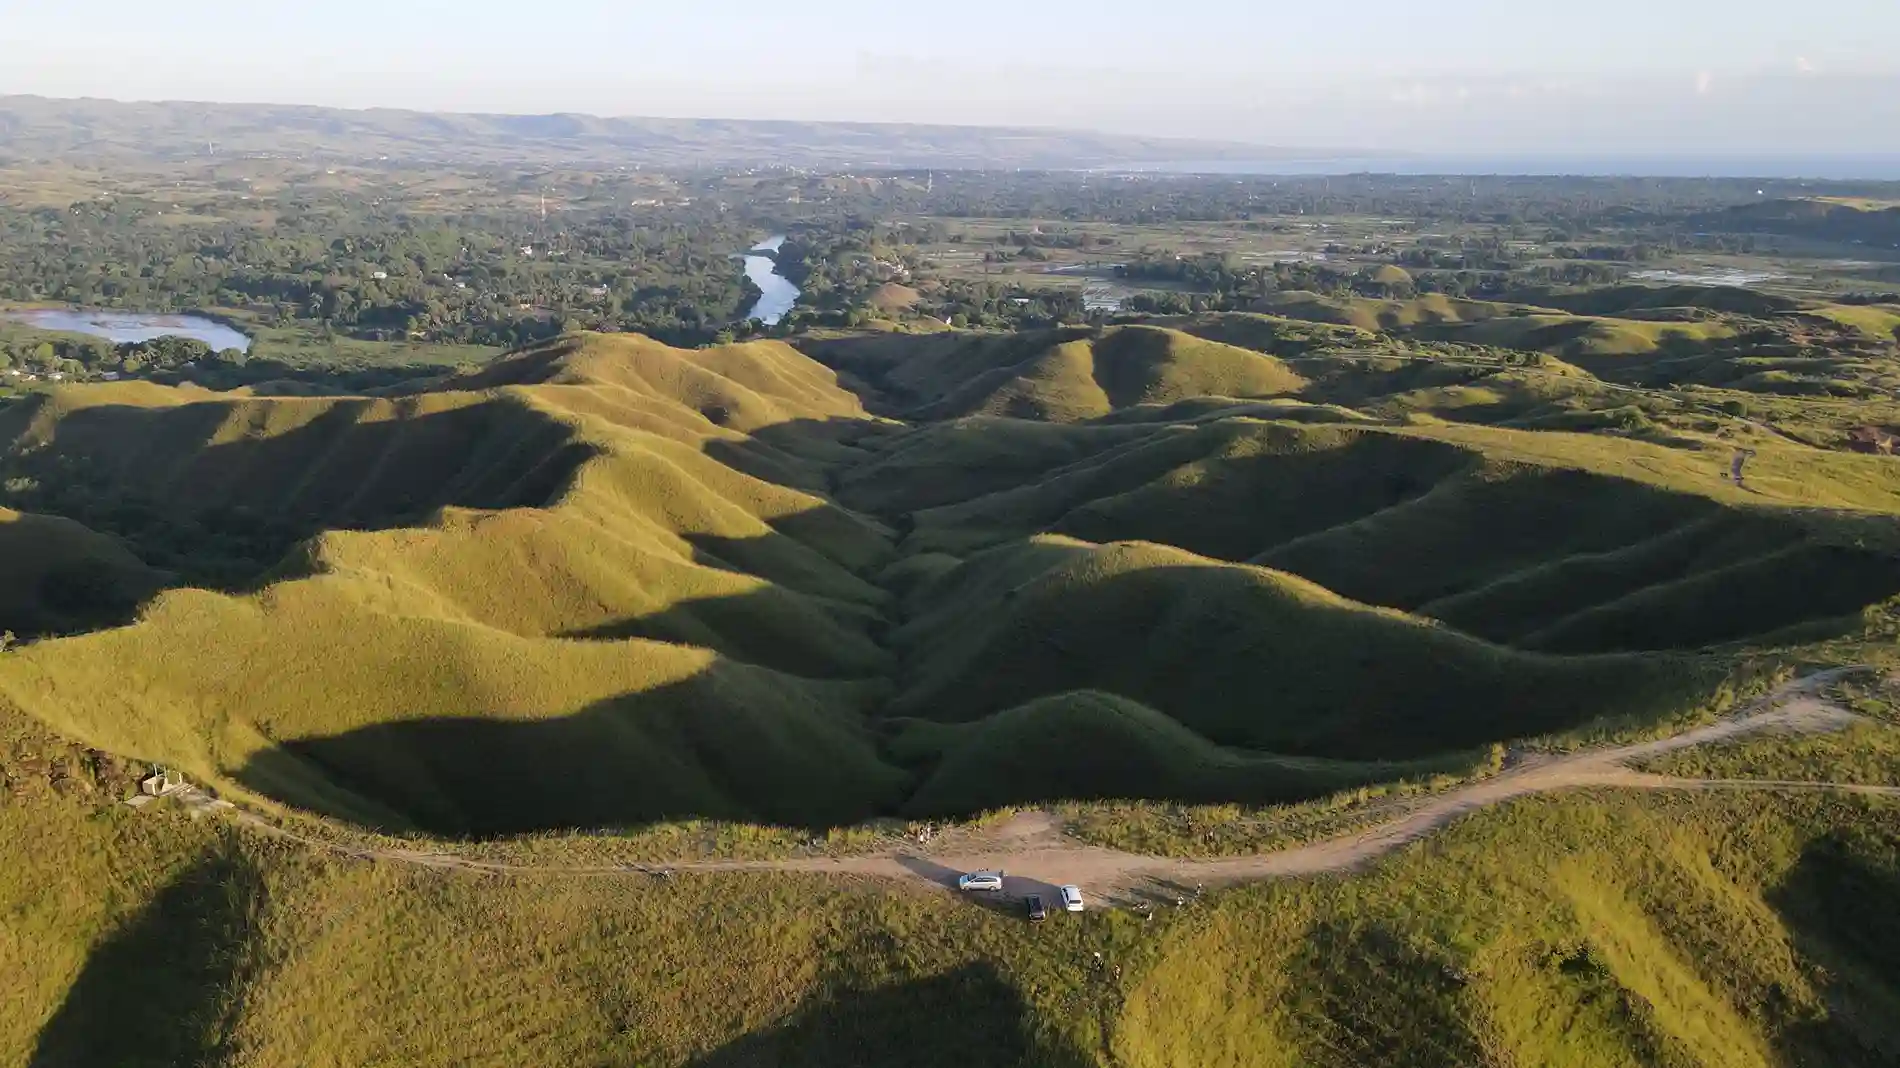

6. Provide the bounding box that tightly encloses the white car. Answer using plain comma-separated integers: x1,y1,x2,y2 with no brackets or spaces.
957,871,1005,892
1060,885,1085,912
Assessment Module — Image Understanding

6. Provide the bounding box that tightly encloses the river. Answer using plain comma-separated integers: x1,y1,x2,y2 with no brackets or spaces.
1,308,252,352
742,236,799,326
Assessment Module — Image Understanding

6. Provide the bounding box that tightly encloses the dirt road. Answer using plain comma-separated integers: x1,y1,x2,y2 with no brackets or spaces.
184,670,1894,902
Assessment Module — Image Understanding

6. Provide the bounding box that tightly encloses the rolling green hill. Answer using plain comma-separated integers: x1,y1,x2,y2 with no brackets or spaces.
889,537,1712,756
5,326,1900,834
1252,290,1743,358
5,313,1900,1066
893,690,1477,816
0,334,904,832
806,324,1306,420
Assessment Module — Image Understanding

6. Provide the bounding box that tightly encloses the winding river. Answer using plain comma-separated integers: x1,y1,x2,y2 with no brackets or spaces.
742,236,799,326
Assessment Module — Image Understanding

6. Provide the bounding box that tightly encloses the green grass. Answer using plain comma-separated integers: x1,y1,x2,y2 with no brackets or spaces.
9,271,1900,1063
872,415,1900,656
0,507,168,637
893,690,1485,816
243,322,496,368
1806,303,1900,340
1249,290,1743,357
1114,791,1900,1068
1638,718,1900,786
8,699,1900,1067
810,324,1305,422
0,334,913,833
4,318,1900,847
890,536,1720,759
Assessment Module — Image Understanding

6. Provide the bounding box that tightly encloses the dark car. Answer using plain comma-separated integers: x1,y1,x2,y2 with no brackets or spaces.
1025,894,1047,923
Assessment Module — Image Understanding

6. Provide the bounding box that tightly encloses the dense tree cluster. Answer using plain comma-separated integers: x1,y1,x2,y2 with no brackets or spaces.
0,187,764,350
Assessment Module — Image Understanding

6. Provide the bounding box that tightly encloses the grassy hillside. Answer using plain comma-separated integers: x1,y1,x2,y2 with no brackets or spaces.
3,323,1899,834
866,414,1900,654
0,576,905,834
0,383,591,584
806,324,1305,421
0,334,911,833
1252,290,1741,357
6,703,1898,1067
894,690,1483,816
1115,790,1900,1068
1703,196,1900,244
5,312,1900,1065
891,537,1715,758
0,507,168,637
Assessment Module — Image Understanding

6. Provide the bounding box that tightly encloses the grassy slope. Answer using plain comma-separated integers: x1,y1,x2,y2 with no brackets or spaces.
1117,791,1900,1068
893,325,1307,423
895,690,1481,817
891,537,1715,758
0,333,910,833
875,415,1900,653
1807,302,1900,341
0,507,169,636
7,323,1900,834
0,577,904,834
6,709,1897,1067
1639,717,1900,787
6,316,1900,1065
1253,290,1741,357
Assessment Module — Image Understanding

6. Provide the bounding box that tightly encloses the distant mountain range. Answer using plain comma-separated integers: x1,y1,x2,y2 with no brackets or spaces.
0,94,1285,169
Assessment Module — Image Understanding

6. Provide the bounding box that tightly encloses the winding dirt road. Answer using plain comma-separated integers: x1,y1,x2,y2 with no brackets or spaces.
181,670,1896,903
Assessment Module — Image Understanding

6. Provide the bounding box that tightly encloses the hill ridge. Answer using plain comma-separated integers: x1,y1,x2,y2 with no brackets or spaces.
3,327,1899,839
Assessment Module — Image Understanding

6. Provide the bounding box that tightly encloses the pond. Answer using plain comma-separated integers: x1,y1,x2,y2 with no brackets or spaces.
741,236,800,326
1,308,253,352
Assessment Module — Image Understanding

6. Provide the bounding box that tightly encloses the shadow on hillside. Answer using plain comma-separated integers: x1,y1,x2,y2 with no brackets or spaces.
29,849,263,1068
1276,920,1489,1068
233,673,906,837
796,329,1096,416
887,551,1726,761
558,582,891,679
1050,430,1471,563
1766,834,1900,1064
0,391,594,613
685,963,1094,1068
700,413,906,493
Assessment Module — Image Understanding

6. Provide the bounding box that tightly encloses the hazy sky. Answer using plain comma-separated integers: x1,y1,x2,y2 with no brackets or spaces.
4,0,1898,155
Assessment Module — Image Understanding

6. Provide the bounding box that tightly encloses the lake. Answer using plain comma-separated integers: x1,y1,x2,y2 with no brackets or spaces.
742,236,799,326
1,308,252,352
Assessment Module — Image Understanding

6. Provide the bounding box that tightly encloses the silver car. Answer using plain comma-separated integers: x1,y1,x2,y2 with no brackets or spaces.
957,870,1005,892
